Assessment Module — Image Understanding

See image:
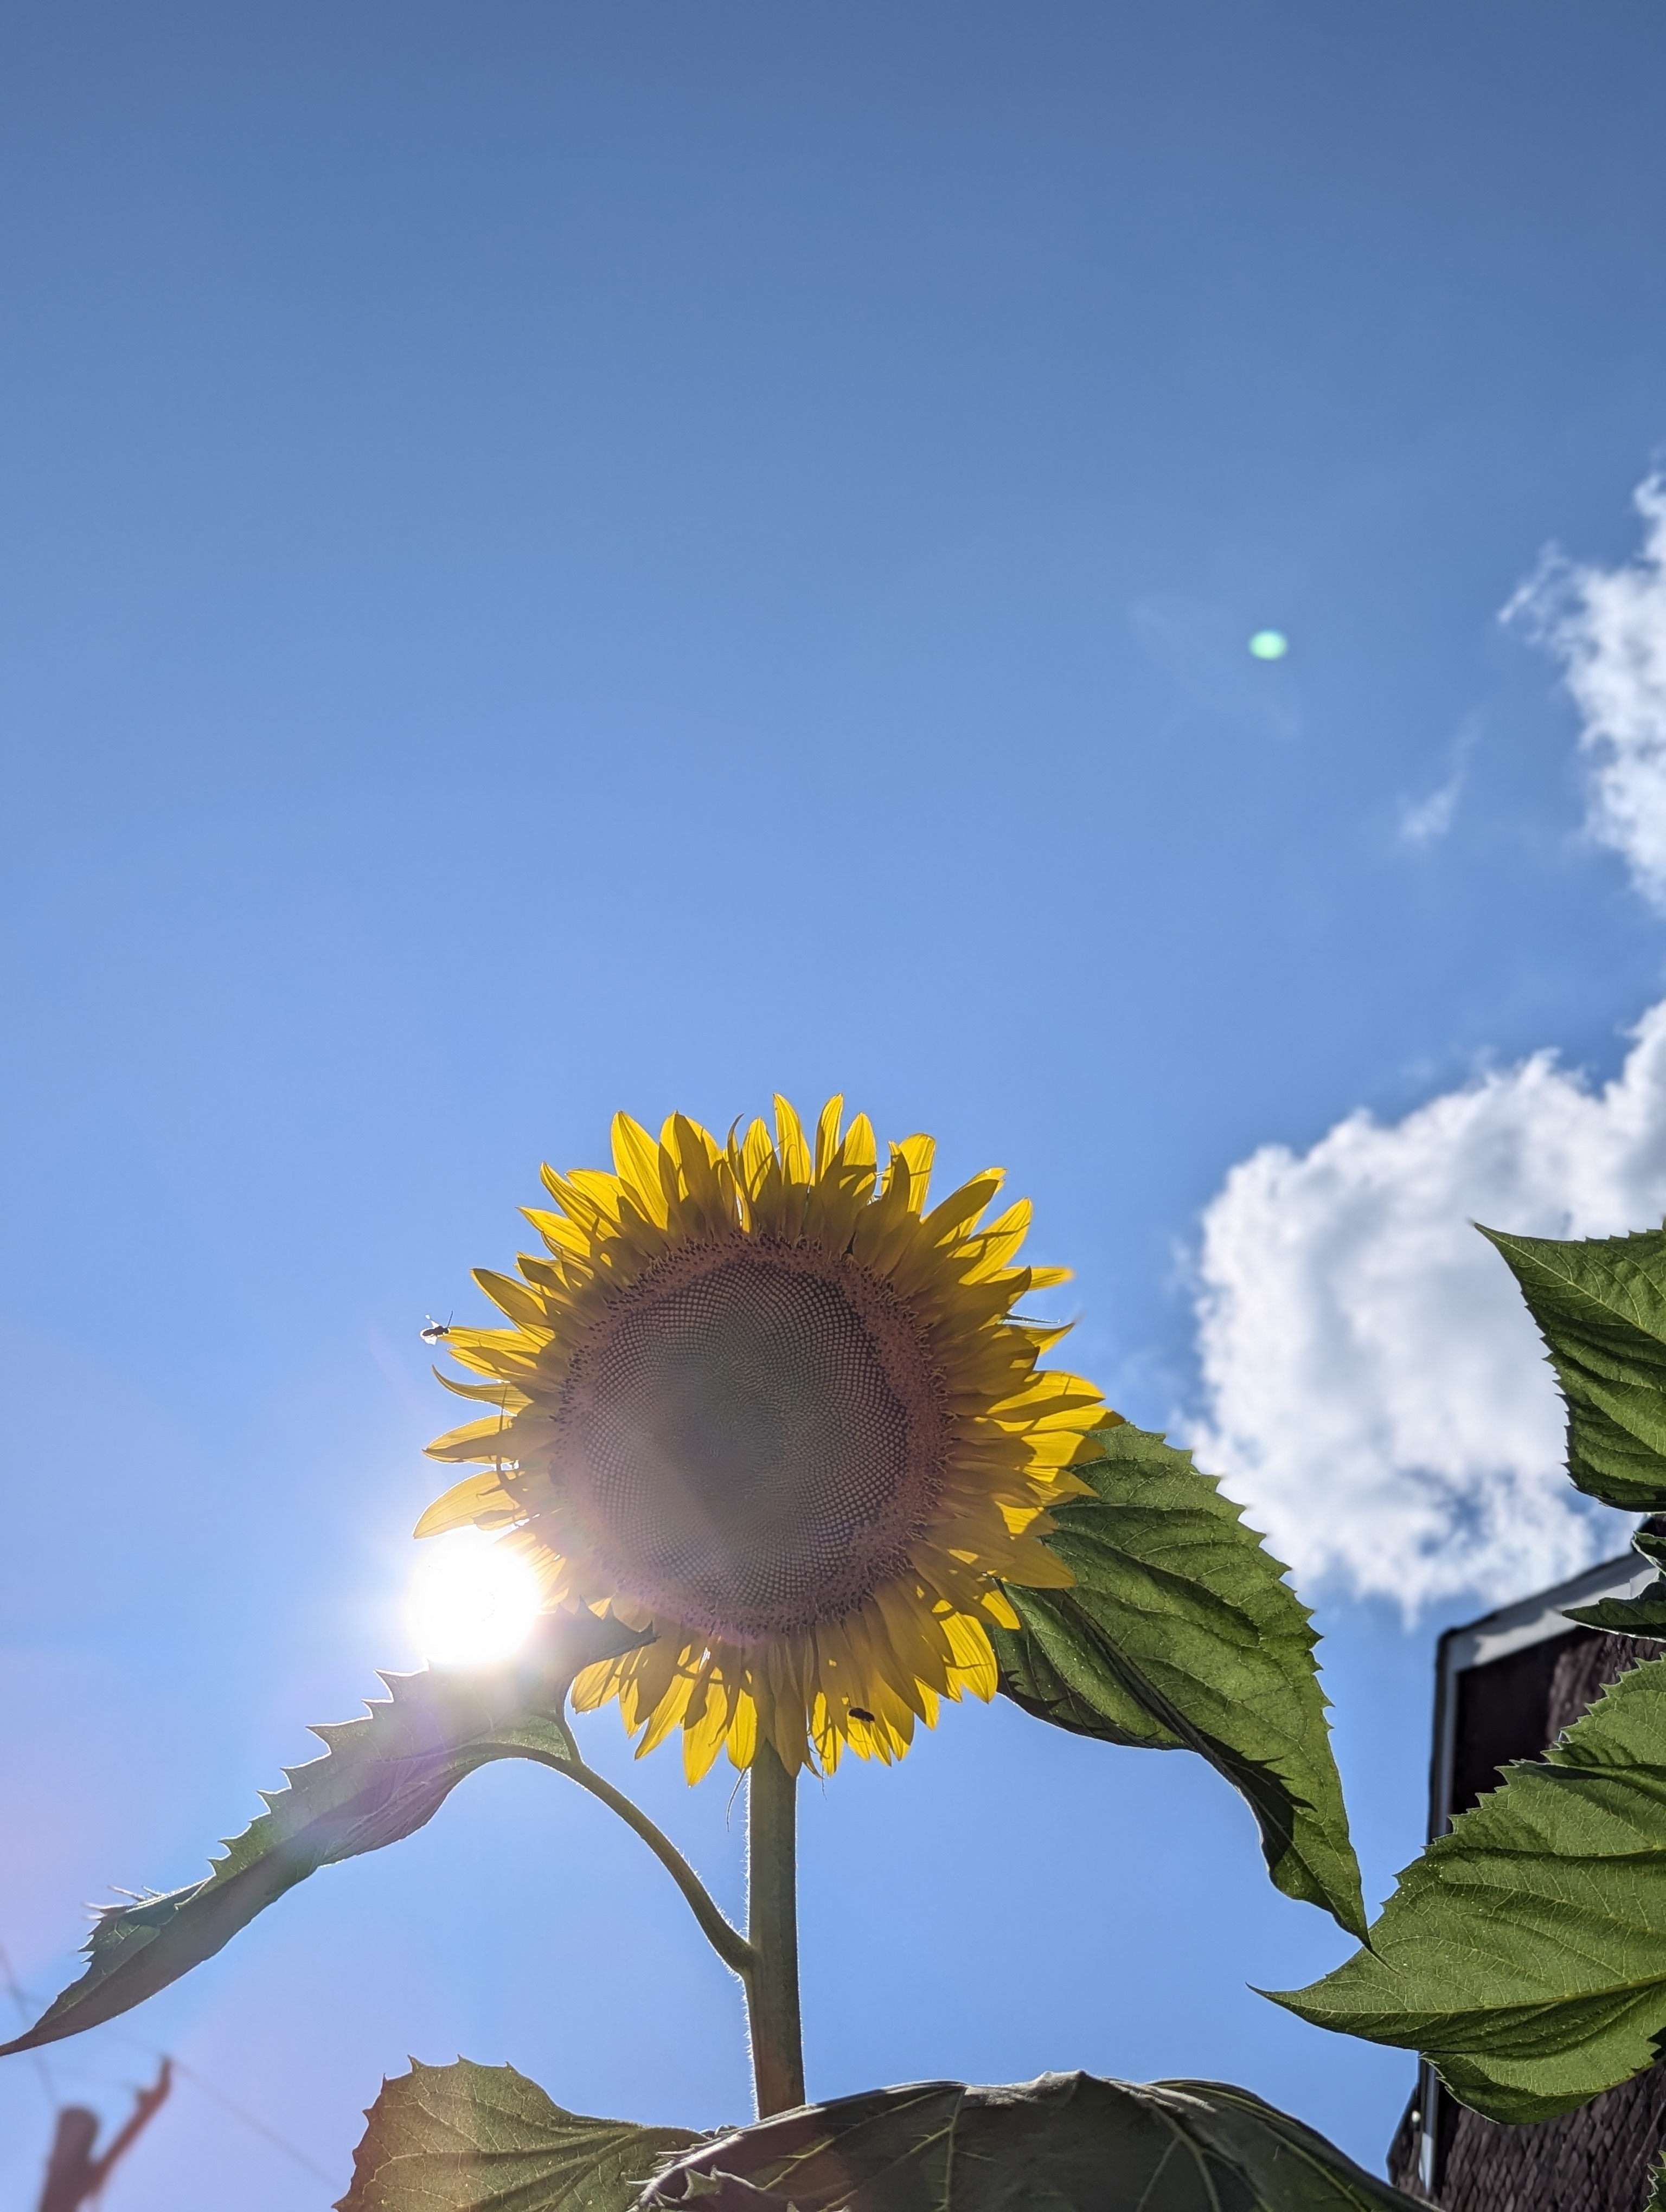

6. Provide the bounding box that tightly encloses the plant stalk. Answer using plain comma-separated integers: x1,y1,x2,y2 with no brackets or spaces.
745,1741,805,2117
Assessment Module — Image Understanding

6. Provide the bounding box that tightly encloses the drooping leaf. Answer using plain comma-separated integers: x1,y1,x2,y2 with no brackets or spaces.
1480,1223,1666,1511
337,2059,700,2212
1,1611,643,2057
991,1425,1366,1939
1271,1652,1666,2123
639,2070,1424,2212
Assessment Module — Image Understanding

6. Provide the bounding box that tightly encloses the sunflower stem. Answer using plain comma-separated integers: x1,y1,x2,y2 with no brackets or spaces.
745,1742,804,2118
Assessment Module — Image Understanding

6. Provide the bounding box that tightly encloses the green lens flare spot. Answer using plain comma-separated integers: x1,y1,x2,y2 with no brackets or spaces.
1248,629,1289,660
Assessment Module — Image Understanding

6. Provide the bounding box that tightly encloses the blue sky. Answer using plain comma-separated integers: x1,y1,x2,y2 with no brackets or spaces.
6,4,1666,2202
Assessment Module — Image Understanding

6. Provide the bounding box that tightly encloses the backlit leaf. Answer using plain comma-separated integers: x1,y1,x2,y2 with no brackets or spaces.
992,1425,1366,1938
640,2069,1422,2212
1,1610,643,2057
338,2059,700,2212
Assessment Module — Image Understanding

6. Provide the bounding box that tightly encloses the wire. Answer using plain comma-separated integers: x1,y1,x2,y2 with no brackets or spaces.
166,2059,337,2186
0,1944,336,2187
0,1939,59,2115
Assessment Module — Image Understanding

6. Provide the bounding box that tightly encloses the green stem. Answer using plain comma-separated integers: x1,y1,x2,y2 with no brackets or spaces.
529,1719,804,2116
527,1745,756,1982
745,1742,805,2117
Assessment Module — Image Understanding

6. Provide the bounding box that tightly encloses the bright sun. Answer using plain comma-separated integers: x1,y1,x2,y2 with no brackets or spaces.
407,1528,544,1666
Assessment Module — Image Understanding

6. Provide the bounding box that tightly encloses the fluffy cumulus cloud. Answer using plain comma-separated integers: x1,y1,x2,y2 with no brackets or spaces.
1508,473,1666,905
1189,1014,1666,1611
1187,475,1666,1612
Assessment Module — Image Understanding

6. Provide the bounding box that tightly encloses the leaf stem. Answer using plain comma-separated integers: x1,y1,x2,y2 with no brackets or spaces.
530,1718,805,2115
745,1742,804,2117
525,1745,756,1982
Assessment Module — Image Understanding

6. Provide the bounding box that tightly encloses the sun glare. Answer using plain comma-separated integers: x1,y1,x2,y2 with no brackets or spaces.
407,1528,544,1667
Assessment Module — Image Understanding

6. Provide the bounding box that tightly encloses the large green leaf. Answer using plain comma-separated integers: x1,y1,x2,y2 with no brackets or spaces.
1,1611,642,2058
337,2060,700,2212
1271,1653,1666,2122
1481,1223,1666,1511
639,2070,1423,2212
992,1425,1366,1939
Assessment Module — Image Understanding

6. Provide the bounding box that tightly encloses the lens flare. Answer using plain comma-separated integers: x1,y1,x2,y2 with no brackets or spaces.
407,1528,543,1666
1248,629,1289,660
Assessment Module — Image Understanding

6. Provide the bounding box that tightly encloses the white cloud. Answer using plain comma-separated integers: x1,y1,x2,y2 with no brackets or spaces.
1398,721,1479,849
1188,1006,1666,1613
1398,777,1463,848
1507,474,1666,906
1186,473,1666,1615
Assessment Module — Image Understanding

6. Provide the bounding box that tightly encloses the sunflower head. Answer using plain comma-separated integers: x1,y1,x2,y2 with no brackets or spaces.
418,1097,1112,1780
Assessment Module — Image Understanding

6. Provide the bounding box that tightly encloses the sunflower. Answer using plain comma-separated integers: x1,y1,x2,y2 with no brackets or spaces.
417,1097,1112,1780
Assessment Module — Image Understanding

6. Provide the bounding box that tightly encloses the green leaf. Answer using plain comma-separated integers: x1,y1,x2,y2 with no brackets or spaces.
1270,1652,1666,2122
1566,1526,1666,1634
1648,2149,1666,2212
1,1611,643,2058
1480,1222,1666,1510
640,2070,1424,2211
1565,1576,1666,1634
337,2059,700,2212
991,1425,1366,1939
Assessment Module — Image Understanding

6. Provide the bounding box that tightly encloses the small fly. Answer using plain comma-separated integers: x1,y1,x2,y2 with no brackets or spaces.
419,1313,454,1346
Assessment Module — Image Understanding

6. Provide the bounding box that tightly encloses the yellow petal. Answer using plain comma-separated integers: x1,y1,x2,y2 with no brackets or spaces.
424,1411,521,1464
611,1114,671,1226
813,1096,844,1179
979,1584,1023,1631
842,1114,877,1172
921,1172,1005,1247
726,1689,759,1771
774,1095,812,1185
413,1469,518,1538
895,1134,934,1212
940,1611,999,1700
471,1268,553,1334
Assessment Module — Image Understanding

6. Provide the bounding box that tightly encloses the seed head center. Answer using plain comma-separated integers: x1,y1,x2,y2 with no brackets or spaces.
555,1243,945,1638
